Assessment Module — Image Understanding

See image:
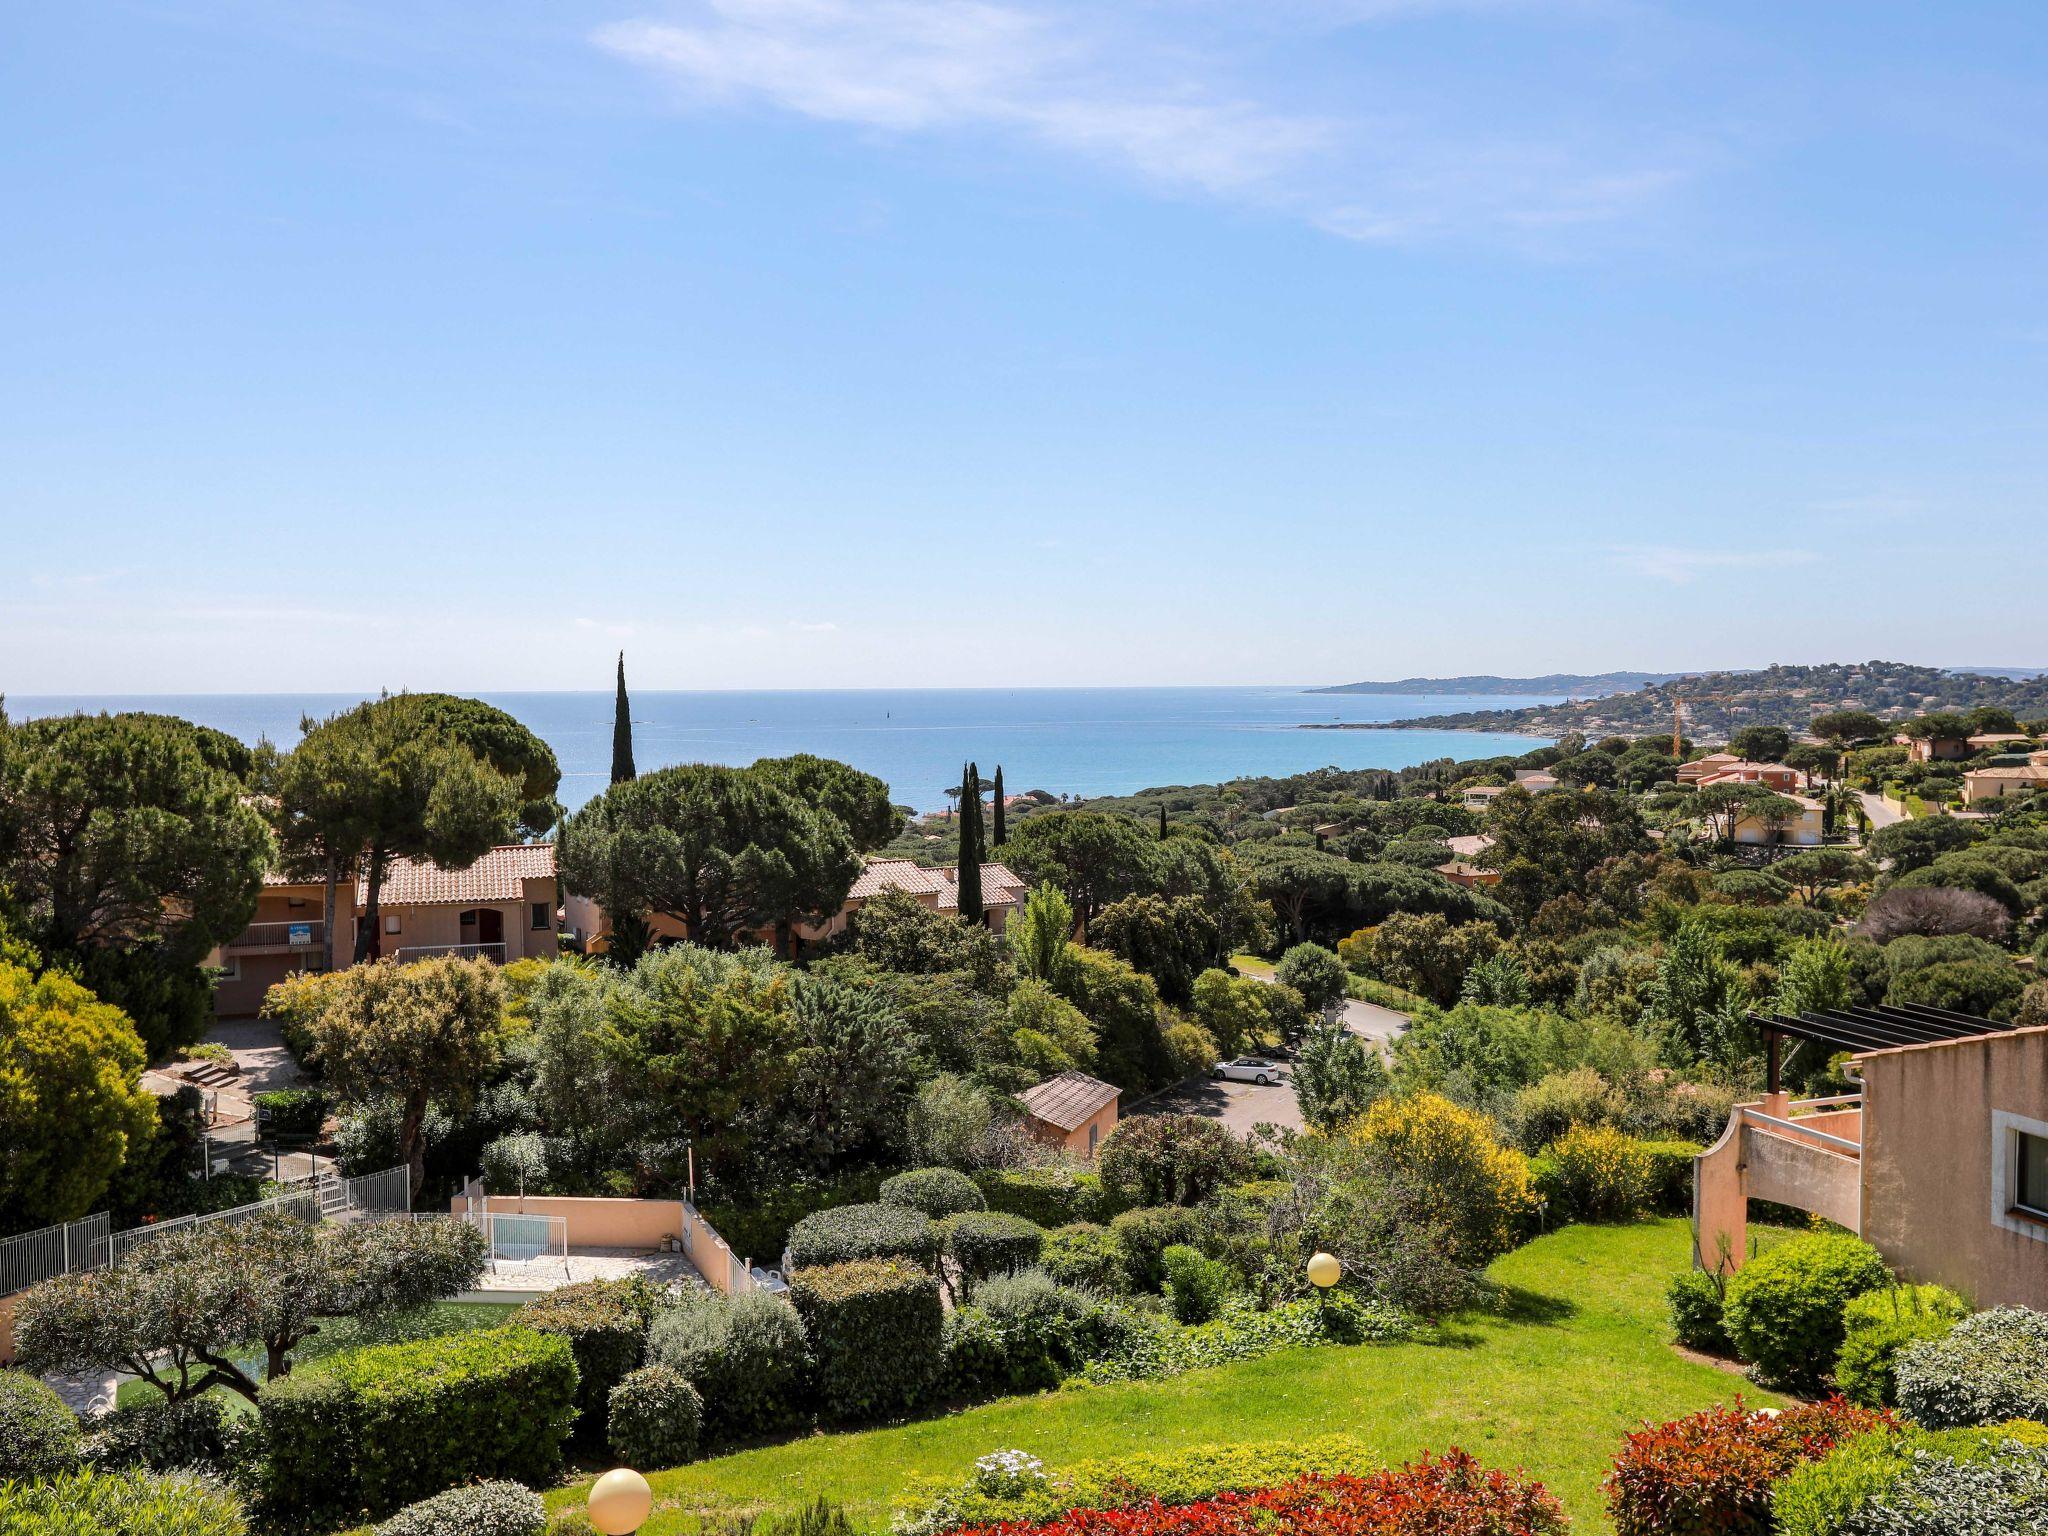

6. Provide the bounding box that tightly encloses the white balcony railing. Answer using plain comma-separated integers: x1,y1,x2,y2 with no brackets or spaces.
391,943,507,963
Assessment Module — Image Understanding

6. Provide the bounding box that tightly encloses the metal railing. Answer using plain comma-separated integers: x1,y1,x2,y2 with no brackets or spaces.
393,943,506,963
228,919,326,950
0,1167,412,1295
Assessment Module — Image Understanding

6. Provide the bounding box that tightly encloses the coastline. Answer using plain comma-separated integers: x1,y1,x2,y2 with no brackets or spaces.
1300,721,1557,739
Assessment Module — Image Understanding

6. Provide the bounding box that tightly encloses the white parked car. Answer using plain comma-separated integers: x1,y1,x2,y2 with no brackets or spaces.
1212,1057,1284,1085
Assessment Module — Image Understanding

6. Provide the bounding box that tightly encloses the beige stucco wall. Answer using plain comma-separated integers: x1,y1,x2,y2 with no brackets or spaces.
452,1193,686,1248
1859,1027,2048,1309
1032,1099,1119,1159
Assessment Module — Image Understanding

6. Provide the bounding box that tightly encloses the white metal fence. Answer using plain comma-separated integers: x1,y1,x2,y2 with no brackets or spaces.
681,1198,769,1294
0,1167,412,1295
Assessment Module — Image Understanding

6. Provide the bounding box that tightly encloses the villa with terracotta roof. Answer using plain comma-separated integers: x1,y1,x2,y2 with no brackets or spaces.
1964,762,2048,804
1018,1070,1121,1158
207,844,562,1017
1691,760,1807,793
1676,752,1742,786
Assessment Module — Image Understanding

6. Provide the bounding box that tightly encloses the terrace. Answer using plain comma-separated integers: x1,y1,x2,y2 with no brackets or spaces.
448,1187,783,1301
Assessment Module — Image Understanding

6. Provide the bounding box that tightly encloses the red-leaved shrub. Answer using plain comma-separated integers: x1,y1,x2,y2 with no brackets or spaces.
1603,1397,1891,1536
952,1455,1567,1536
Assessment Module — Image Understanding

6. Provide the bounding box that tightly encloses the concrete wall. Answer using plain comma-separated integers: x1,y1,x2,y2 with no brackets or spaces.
452,1193,686,1248
1859,1026,2048,1309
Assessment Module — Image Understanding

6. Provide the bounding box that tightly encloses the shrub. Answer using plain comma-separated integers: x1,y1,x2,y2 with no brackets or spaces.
1836,1284,1972,1407
790,1259,944,1422
607,1364,702,1469
1537,1124,1653,1222
373,1480,546,1536
964,1269,1091,1391
1897,1306,2048,1428
517,1277,660,1432
1775,1422,2048,1536
1096,1115,1245,1208
1353,1092,1537,1268
645,1290,809,1444
0,1467,247,1535
974,1167,1112,1227
84,1394,243,1476
1276,943,1350,1015
893,1433,1379,1534
1161,1244,1234,1324
258,1324,577,1525
1509,1068,1618,1151
788,1202,939,1270
1667,1267,1733,1355
0,1367,81,1479
939,1211,1045,1296
1604,1398,1891,1536
1083,1292,1410,1384
1639,1139,1702,1213
881,1168,987,1219
253,1087,329,1138
1721,1232,1891,1390
931,1458,1565,1536
1038,1222,1125,1292
1109,1205,1203,1292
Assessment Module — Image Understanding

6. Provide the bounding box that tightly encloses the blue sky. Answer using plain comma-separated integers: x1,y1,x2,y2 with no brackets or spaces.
3,0,2046,693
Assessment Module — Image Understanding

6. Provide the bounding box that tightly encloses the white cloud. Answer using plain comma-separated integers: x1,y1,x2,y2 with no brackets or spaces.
1609,545,1819,585
593,0,1683,243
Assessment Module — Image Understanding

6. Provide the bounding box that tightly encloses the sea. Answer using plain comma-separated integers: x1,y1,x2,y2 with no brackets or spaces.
9,688,1557,815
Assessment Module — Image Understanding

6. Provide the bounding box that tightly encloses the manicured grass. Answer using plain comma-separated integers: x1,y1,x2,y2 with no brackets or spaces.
113,1300,517,1414
548,1219,1780,1534
1228,952,1275,977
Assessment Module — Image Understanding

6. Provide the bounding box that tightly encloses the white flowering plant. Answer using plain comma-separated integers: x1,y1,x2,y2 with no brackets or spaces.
971,1450,1048,1497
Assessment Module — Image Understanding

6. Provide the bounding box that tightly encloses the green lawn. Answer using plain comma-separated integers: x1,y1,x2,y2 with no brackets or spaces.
549,1219,1780,1534
1228,952,1275,977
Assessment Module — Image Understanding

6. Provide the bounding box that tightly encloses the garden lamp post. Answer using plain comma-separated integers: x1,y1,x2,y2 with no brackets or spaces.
589,1468,653,1536
1307,1251,1340,1314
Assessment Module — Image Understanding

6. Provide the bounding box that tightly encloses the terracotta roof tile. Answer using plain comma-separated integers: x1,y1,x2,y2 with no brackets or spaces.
1019,1070,1120,1132
356,843,556,907
848,858,1027,910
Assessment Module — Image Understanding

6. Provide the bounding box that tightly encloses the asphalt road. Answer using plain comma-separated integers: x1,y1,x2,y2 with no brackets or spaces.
1858,791,1906,830
1135,1072,1305,1135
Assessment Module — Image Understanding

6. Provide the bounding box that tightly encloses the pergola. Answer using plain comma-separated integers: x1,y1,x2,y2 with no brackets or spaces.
1746,1003,2014,1094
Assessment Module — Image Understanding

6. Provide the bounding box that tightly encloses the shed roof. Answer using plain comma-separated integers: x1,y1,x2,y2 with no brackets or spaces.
1018,1070,1120,1132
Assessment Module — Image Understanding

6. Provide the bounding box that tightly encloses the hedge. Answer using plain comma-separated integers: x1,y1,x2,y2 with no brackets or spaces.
1722,1232,1890,1391
84,1394,244,1476
258,1324,577,1525
1897,1306,2048,1428
517,1277,660,1432
608,1364,703,1469
1038,1223,1124,1292
0,1368,82,1479
1532,1124,1651,1222
973,1167,1115,1228
791,1259,944,1422
0,1467,246,1536
373,1480,547,1536
788,1202,940,1270
939,1211,1045,1295
1835,1284,1970,1408
645,1290,810,1445
254,1087,329,1138
881,1168,987,1219
1109,1205,1203,1292
1639,1140,1703,1213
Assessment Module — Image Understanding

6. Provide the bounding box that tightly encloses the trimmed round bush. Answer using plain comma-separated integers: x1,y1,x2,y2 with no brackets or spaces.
646,1289,809,1445
1666,1268,1732,1355
1109,1206,1203,1293
518,1277,662,1432
974,1166,1114,1226
1160,1244,1233,1325
85,1393,243,1475
1836,1284,1971,1407
1897,1306,2048,1428
788,1202,939,1270
1722,1232,1890,1391
374,1479,547,1536
1097,1115,1245,1208
790,1259,945,1422
0,1367,82,1479
880,1167,987,1219
939,1211,1045,1295
608,1364,703,1469
1039,1222,1125,1292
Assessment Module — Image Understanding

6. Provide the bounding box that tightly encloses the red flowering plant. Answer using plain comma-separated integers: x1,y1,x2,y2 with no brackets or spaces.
1603,1397,1893,1536
948,1453,1568,1536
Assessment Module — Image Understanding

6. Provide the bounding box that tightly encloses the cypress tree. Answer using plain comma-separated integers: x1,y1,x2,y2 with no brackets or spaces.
956,761,984,924
991,765,1006,846
611,651,637,785
1158,804,1168,840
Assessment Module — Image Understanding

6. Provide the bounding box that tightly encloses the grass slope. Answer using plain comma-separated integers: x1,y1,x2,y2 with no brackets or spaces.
550,1219,1778,1533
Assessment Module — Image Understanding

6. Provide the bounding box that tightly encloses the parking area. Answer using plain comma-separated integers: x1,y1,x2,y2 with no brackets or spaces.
1134,1071,1303,1135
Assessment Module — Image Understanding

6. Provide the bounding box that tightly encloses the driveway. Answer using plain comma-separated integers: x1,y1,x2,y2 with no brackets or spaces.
1857,791,1905,831
1134,1073,1304,1136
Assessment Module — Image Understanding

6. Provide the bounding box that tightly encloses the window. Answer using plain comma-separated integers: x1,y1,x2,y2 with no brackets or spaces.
1087,1122,1099,1156
2019,1132,2048,1220
531,902,551,931
384,914,402,935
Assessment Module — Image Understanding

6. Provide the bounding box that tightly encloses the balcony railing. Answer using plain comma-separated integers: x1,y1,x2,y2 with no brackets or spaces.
228,920,326,951
392,943,507,963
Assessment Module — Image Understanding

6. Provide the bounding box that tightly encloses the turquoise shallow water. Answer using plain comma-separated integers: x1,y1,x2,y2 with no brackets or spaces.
11,687,1555,813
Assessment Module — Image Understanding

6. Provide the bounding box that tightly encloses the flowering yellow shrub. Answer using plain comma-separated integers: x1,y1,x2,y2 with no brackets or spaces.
1541,1123,1652,1221
1353,1092,1537,1266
